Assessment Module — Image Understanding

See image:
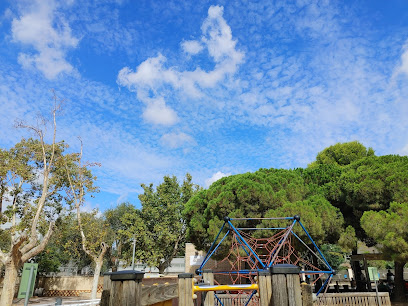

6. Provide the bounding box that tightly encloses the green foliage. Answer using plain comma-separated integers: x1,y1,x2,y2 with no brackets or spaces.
309,141,374,167
104,202,137,269
120,174,200,273
320,244,345,271
184,169,343,252
361,202,408,263
338,225,357,252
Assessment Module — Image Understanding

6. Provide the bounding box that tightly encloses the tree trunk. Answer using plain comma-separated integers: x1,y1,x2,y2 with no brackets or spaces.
91,259,103,300
158,263,166,274
0,260,20,306
394,261,406,302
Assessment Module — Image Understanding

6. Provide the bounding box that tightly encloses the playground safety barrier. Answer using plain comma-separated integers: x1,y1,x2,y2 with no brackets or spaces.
100,265,315,306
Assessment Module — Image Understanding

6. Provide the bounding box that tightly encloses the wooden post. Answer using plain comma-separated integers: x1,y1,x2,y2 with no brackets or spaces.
108,270,144,306
301,283,313,306
363,256,372,291
100,273,112,306
258,270,272,306
178,273,194,306
202,269,215,306
270,264,302,306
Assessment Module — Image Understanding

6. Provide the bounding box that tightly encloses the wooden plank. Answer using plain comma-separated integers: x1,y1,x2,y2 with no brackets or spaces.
141,283,178,305
301,283,313,306
286,274,301,306
203,271,215,306
271,274,288,306
258,273,271,306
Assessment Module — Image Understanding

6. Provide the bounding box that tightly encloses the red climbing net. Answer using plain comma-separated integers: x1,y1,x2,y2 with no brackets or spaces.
202,220,330,305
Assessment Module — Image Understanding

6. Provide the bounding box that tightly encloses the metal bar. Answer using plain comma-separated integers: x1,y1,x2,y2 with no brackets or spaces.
199,230,230,271
214,293,224,306
24,265,35,306
291,231,328,268
236,227,287,230
300,271,333,274
267,220,297,267
316,274,332,296
199,222,227,271
230,217,294,220
244,290,257,306
227,220,266,268
194,284,259,292
298,221,332,271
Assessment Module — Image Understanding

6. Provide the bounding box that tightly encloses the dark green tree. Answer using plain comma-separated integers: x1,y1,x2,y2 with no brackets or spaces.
361,202,408,302
184,169,343,253
309,141,375,167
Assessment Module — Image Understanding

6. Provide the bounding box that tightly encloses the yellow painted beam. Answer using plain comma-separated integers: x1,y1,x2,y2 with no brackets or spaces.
193,284,259,292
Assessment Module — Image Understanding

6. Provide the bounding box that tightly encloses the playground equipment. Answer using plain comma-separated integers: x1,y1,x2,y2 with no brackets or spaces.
100,215,335,306
193,215,334,304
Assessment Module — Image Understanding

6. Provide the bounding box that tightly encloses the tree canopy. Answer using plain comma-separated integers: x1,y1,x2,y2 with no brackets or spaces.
184,169,343,252
120,174,200,273
361,202,408,300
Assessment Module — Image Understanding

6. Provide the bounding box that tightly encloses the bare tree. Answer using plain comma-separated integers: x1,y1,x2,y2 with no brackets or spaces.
65,139,109,300
0,94,63,305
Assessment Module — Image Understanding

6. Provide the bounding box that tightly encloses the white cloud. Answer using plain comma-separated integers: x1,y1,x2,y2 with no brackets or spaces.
396,43,408,76
117,5,244,125
181,40,203,55
160,132,196,149
142,97,179,126
205,171,231,187
11,0,79,79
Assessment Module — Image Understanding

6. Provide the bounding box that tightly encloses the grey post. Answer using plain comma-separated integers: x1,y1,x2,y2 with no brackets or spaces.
24,265,35,306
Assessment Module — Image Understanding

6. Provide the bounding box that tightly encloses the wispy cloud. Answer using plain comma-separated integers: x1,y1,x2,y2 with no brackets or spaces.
205,171,231,187
395,42,408,76
160,132,196,149
117,5,244,126
11,0,79,79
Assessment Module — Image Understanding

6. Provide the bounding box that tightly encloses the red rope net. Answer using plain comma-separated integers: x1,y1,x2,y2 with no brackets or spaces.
203,224,327,305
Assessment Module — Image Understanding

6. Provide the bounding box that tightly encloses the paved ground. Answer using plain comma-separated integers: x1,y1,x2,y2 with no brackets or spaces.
13,296,99,305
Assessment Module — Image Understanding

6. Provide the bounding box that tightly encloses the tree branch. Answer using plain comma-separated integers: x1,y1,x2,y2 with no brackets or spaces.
21,221,55,262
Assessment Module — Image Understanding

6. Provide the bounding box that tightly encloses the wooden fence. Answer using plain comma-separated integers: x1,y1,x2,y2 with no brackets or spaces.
101,270,392,306
316,292,391,306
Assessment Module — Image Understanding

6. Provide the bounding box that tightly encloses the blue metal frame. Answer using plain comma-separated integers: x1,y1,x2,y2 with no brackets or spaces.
199,216,335,296
214,293,224,306
198,230,230,272
227,220,266,269
316,274,333,295
298,220,333,271
244,290,257,306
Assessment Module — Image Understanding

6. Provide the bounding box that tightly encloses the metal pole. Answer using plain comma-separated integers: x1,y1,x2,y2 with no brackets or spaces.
24,265,34,306
374,280,382,306
132,237,136,270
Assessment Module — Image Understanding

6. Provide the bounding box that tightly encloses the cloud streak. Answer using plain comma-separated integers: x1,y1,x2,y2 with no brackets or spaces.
11,0,79,79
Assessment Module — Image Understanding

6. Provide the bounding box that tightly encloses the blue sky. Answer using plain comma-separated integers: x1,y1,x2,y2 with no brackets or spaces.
1,0,408,211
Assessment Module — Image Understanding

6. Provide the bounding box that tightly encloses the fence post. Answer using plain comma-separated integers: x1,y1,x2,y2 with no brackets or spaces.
270,264,302,306
301,283,313,306
202,269,215,306
100,272,112,306
258,269,272,306
178,273,194,306
108,270,144,306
